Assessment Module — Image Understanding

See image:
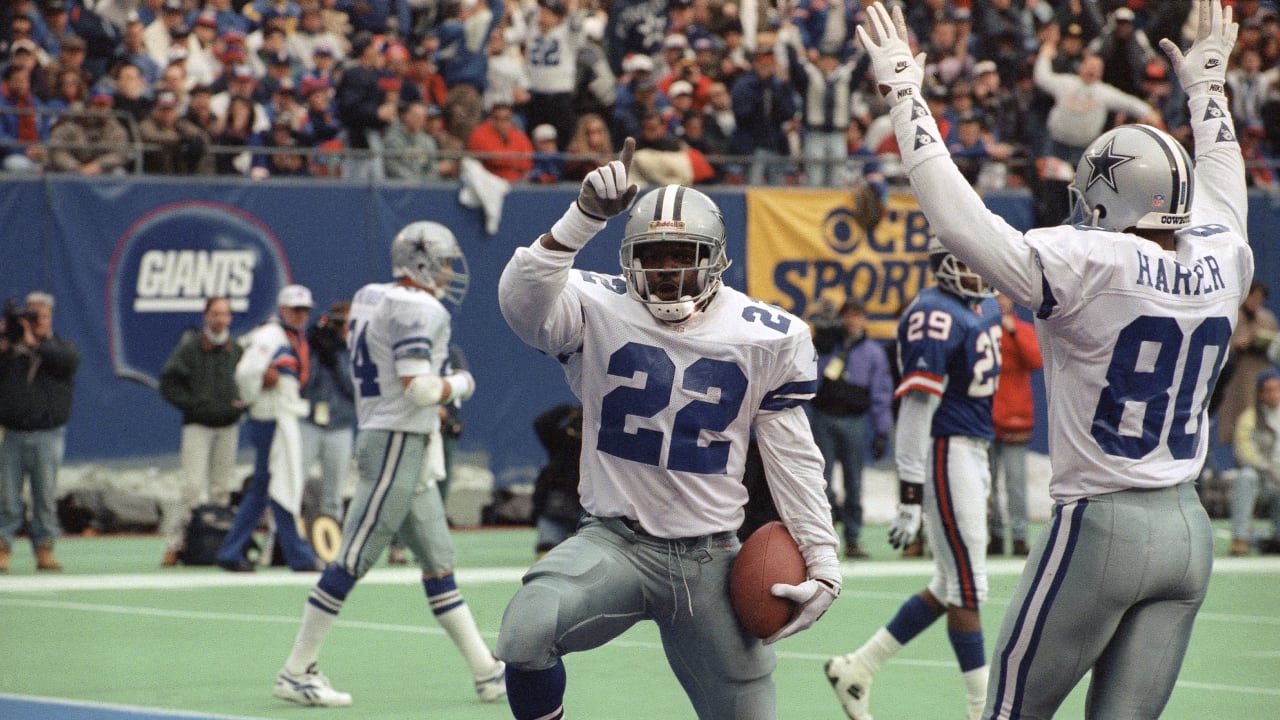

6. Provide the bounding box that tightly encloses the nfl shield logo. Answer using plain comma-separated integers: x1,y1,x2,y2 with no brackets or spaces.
1153,194,1166,208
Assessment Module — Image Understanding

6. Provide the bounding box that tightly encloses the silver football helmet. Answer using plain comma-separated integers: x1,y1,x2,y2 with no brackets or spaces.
1069,124,1194,232
391,221,469,305
621,185,731,322
929,236,994,301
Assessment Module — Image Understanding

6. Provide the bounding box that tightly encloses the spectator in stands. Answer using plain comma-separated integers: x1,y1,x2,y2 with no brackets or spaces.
1090,6,1157,99
522,0,585,150
1033,30,1160,167
138,89,213,174
657,54,711,115
287,4,345,70
46,88,130,174
184,83,217,136
46,67,87,113
424,101,462,179
1230,368,1280,556
466,100,532,181
0,64,52,172
972,0,1039,65
731,44,797,186
949,112,1011,188
37,0,73,60
572,12,615,125
661,79,693,136
560,111,610,181
207,0,253,36
529,122,562,183
296,77,340,143
266,76,301,125
110,61,156,130
383,99,439,180
714,16,750,87
611,76,659,150
253,110,309,176
343,0,408,36
702,79,735,152
7,36,51,100
262,49,300,98
788,0,864,62
1140,57,1190,144
1228,46,1274,132
45,35,92,93
923,13,973,87
145,1,188,71
407,45,449,112
188,13,222,86
635,108,680,152
429,0,504,140
211,94,265,174
6,14,53,72
781,20,860,187
117,16,162,86
1241,123,1277,188
335,30,394,180
0,291,80,574
483,27,529,129
157,296,244,567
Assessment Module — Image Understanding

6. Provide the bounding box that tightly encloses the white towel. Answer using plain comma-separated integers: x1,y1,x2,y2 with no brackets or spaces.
458,156,511,235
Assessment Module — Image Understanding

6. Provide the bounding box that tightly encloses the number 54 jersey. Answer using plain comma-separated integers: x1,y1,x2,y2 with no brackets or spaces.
1026,223,1252,503
504,266,818,540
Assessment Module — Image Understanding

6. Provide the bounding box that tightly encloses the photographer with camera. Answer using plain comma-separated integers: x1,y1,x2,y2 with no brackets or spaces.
0,292,81,573
300,300,355,523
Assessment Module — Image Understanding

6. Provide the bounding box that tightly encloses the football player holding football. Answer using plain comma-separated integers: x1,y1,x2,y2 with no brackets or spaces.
495,138,841,720
838,2,1251,718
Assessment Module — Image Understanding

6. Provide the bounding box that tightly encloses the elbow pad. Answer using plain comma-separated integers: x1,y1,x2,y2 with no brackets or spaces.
405,374,445,407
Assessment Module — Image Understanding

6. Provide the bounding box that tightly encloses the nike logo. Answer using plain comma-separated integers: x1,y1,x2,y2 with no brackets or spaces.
1205,58,1221,69
895,60,909,73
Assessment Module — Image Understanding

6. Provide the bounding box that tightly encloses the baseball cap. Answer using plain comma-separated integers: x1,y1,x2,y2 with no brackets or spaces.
622,53,654,74
973,60,997,76
155,91,179,108
230,64,256,80
162,0,184,13
668,80,693,98
195,11,218,28
88,89,114,106
277,284,313,309
300,77,330,96
10,38,38,55
1113,7,1135,22
60,34,86,51
43,0,68,14
663,34,688,50
532,123,557,142
425,103,444,118
314,43,336,58
167,46,189,62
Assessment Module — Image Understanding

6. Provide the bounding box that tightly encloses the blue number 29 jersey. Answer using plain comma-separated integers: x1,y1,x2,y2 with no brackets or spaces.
895,286,1002,440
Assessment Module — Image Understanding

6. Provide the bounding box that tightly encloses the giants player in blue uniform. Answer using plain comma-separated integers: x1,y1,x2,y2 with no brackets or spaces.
272,222,505,708
495,139,841,720
827,240,1002,720
856,2,1250,718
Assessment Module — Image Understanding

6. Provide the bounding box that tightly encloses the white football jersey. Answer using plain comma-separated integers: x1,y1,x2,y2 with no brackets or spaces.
347,281,452,434
1023,224,1250,501
502,258,819,538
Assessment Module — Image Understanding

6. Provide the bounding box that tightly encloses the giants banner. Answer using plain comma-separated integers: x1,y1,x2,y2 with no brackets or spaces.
745,188,934,339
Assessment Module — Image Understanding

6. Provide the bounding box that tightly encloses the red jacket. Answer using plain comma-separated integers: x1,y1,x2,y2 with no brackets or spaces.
466,120,533,182
992,316,1043,441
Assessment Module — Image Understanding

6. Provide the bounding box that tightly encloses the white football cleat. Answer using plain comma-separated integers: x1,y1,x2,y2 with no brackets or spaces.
825,652,875,720
273,663,353,707
474,659,507,703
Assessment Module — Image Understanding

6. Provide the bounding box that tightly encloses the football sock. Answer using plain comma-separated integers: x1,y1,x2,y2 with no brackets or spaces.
284,565,357,674
885,594,943,645
962,665,989,718
947,629,986,672
506,660,567,720
426,574,496,676
856,628,903,674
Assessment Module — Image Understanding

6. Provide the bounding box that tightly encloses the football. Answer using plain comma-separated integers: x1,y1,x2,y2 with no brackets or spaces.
730,520,806,639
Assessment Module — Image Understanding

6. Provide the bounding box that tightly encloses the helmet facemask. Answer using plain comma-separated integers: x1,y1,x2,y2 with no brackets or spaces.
929,239,994,301
620,185,731,323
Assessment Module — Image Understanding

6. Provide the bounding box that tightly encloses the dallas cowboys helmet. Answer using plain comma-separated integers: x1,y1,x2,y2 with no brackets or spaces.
929,236,994,301
391,221,469,305
1069,124,1194,232
621,185,731,322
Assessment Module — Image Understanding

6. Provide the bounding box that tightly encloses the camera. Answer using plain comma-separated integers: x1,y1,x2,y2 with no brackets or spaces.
2,298,36,344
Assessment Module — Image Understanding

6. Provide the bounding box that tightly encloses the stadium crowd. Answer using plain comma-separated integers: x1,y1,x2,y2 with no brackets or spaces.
1,0,1278,191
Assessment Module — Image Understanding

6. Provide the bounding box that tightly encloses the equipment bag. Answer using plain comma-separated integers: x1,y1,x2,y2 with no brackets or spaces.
180,504,236,565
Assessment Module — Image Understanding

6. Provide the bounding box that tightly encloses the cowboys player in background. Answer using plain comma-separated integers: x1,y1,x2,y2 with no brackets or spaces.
495,138,841,720
849,2,1250,718
828,240,1002,720
272,222,505,708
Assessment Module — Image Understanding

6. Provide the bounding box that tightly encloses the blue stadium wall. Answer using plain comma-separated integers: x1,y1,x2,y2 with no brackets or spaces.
2,177,1276,484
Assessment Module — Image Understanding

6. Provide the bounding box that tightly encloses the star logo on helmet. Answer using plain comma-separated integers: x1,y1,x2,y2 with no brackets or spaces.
1083,137,1136,193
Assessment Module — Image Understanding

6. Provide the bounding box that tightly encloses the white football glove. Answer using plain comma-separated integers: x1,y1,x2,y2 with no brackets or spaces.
854,2,925,107
549,137,638,250
888,503,922,550
764,576,841,645
445,370,475,402
1158,0,1236,98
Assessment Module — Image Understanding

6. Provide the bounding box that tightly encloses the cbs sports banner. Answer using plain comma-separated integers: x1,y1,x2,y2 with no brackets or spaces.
745,188,934,340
